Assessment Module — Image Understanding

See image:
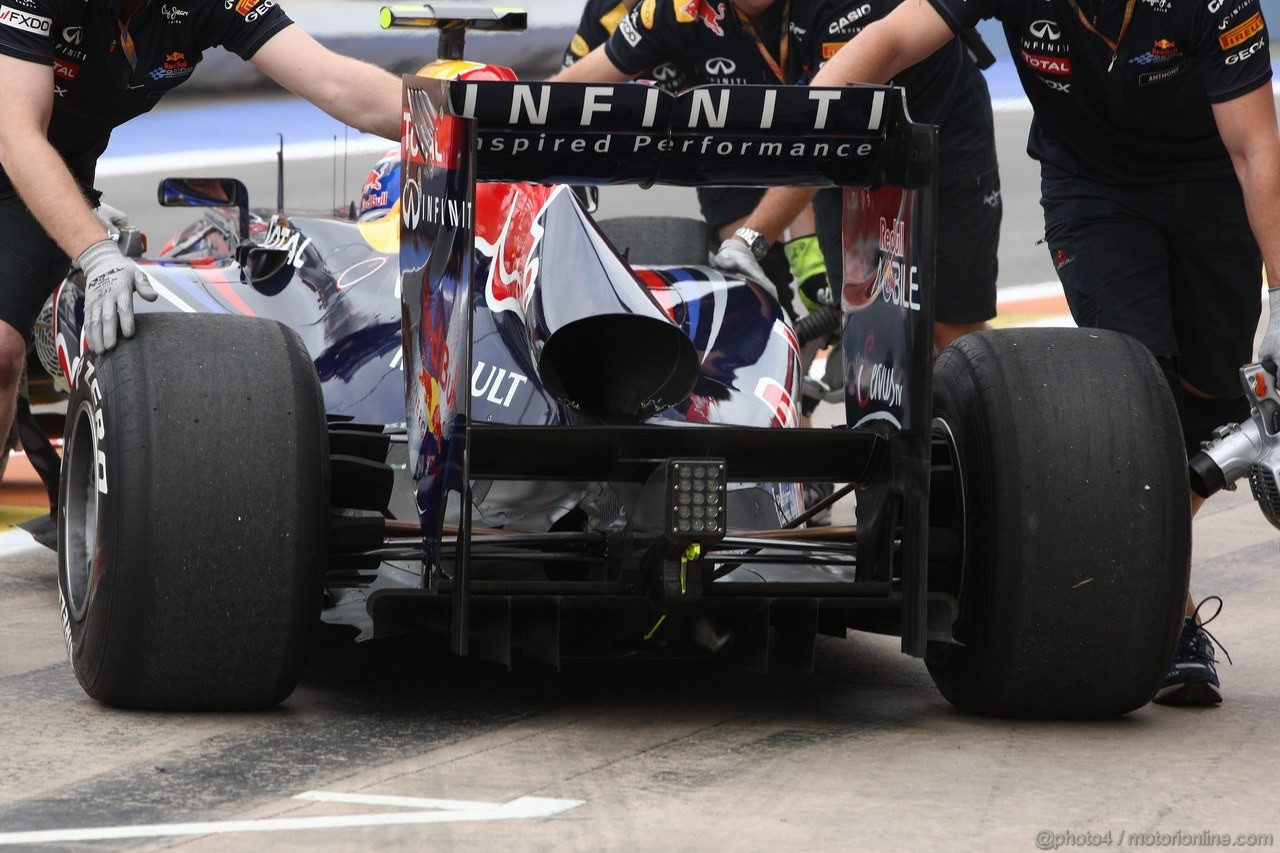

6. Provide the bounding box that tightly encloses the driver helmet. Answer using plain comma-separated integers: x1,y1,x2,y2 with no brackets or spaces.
357,149,400,222
355,62,518,226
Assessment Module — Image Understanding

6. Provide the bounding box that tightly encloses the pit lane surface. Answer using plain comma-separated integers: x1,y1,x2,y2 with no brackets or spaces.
2,103,1278,850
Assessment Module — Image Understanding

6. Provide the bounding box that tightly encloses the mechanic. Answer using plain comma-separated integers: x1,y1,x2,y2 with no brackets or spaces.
558,0,817,323
0,0,401,468
555,0,1002,353
563,0,689,92
764,0,1280,706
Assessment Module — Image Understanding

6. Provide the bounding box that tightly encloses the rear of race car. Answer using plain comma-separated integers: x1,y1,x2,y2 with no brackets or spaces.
384,71,943,673
50,7,1192,720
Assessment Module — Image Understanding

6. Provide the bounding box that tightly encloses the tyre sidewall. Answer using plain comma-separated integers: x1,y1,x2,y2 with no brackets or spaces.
57,351,132,695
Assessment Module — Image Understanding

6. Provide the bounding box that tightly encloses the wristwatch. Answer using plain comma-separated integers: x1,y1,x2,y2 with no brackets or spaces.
733,226,770,261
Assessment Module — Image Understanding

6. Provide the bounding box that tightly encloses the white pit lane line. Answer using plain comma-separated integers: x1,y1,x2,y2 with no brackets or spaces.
0,791,586,846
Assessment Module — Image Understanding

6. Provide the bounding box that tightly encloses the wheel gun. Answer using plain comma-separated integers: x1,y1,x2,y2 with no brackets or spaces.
1188,359,1280,530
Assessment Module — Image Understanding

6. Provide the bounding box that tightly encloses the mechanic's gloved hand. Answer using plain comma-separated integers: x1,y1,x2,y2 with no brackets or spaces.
1261,287,1280,370
785,235,832,311
77,239,158,354
94,201,129,232
711,237,778,301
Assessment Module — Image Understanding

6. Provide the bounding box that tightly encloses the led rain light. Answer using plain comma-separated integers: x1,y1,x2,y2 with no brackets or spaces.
667,458,727,542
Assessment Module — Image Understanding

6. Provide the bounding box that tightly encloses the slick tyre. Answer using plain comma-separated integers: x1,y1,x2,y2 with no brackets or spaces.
57,313,328,710
926,328,1189,718
596,216,710,266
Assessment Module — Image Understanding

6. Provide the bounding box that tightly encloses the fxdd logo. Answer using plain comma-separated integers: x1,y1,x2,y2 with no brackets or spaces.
0,6,52,35
1029,19,1060,39
705,56,736,75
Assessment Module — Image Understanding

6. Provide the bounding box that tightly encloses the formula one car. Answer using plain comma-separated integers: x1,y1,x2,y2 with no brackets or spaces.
49,6,1190,718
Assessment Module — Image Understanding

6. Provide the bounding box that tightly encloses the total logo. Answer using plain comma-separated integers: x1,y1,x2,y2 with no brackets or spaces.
1020,49,1072,75
52,57,78,80
262,217,312,269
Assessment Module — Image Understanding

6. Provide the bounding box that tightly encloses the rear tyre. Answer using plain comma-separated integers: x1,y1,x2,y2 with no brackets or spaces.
926,328,1189,718
596,216,710,266
57,313,328,710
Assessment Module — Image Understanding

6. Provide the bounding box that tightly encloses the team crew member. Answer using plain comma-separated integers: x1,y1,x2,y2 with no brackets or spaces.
785,0,1280,704
558,0,1002,351
0,0,401,468
563,0,689,92
558,0,814,317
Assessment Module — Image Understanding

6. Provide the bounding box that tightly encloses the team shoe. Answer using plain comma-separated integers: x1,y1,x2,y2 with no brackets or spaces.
1154,596,1231,707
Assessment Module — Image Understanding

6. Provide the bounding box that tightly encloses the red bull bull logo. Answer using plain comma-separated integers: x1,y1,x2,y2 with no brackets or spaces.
675,0,726,36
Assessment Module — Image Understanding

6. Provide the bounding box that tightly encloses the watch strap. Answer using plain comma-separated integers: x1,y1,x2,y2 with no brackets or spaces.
734,226,770,261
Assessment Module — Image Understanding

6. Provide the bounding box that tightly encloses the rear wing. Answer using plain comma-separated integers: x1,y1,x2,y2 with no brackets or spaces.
398,78,938,653
411,79,925,188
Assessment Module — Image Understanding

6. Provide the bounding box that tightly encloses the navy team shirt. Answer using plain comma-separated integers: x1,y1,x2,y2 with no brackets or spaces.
0,0,292,190
926,0,1272,182
603,0,972,125
563,0,689,92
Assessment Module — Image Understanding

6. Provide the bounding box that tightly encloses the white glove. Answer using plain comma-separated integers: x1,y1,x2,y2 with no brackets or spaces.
94,201,129,232
1261,287,1280,371
711,238,778,302
77,239,158,354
